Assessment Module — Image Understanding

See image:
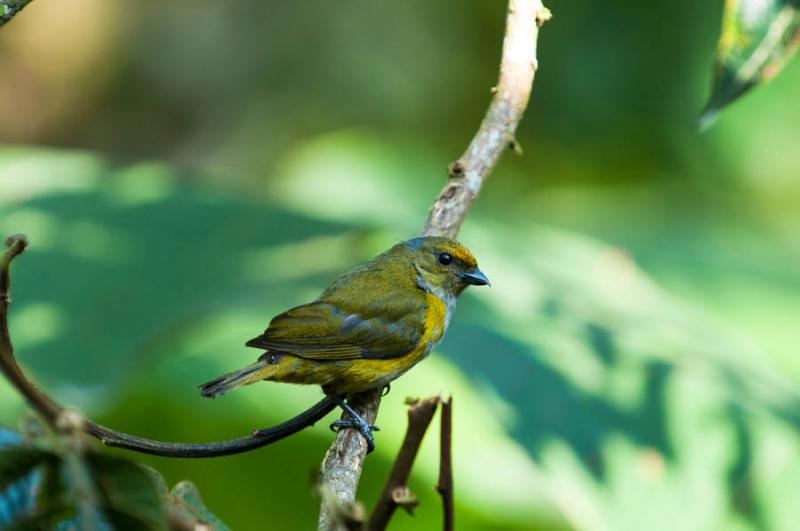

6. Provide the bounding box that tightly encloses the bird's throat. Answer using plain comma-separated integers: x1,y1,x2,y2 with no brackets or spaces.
414,265,456,336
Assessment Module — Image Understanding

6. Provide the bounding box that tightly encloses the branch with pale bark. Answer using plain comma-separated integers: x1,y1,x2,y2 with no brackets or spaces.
317,0,550,528
317,396,453,531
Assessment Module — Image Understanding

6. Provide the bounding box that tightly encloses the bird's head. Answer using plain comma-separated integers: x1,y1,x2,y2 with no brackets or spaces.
399,236,489,298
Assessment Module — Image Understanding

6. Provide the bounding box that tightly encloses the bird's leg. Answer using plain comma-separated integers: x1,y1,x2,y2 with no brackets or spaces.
328,394,380,453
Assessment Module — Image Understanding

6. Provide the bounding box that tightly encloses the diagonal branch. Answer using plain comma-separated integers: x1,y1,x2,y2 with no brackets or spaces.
424,0,550,239
317,1,550,528
436,397,454,531
366,397,440,530
0,234,338,458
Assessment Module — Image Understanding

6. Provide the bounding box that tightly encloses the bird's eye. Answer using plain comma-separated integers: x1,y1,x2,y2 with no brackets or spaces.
438,252,453,266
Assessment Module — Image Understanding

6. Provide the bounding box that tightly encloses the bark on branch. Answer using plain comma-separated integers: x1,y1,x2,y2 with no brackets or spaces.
424,0,550,239
318,0,549,528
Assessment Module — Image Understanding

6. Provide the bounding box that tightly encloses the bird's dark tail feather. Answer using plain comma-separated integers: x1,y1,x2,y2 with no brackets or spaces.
200,361,271,398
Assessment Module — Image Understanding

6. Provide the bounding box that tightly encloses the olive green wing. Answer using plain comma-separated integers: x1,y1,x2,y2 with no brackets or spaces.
245,299,424,361
246,256,427,361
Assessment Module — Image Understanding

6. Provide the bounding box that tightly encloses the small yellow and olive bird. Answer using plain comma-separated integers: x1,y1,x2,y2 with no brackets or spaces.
200,236,489,451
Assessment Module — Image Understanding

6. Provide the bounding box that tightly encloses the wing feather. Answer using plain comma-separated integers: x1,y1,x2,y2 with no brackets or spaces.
246,256,426,361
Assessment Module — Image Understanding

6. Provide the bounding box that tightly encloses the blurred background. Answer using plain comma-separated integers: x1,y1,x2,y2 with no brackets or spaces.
1,0,799,529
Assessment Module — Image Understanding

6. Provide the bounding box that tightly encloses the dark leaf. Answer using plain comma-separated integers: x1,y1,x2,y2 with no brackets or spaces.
700,0,800,128
33,460,73,529
0,446,60,528
0,447,53,497
0,446,40,527
0,430,63,529
85,453,166,529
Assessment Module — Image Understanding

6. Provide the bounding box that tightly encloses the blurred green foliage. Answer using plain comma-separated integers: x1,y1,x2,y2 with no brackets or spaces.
0,1,799,530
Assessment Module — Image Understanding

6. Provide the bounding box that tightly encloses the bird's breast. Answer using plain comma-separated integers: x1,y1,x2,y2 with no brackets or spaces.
416,291,452,354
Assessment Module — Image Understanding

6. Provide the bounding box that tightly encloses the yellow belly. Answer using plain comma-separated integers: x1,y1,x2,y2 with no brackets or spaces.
264,292,449,394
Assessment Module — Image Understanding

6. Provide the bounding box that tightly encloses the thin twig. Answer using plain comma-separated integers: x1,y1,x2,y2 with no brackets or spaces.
0,234,338,457
436,397,453,531
366,397,440,531
81,397,337,458
317,0,549,528
0,235,61,424
0,0,34,27
424,0,550,239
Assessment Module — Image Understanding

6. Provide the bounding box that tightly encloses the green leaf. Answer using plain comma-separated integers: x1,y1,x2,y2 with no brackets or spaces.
0,447,72,530
138,467,230,530
169,481,230,531
700,0,800,128
33,459,73,528
0,439,171,529
0,447,56,492
85,453,166,529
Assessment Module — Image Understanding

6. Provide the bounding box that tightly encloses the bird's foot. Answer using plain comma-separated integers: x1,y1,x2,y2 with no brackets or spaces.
382,384,391,397
329,418,380,453
329,394,381,453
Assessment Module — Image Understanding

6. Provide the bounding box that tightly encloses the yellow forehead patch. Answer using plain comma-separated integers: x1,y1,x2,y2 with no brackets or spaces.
444,241,477,267
400,236,479,267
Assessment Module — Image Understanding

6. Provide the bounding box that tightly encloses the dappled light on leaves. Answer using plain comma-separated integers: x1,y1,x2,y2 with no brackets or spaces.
0,157,798,529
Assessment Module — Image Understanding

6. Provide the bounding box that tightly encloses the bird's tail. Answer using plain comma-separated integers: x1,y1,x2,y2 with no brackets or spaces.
200,360,274,398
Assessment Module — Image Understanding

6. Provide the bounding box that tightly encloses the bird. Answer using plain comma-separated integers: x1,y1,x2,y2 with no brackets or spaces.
199,236,489,451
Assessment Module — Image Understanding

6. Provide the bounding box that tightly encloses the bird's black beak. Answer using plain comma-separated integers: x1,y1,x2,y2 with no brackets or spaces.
461,268,490,286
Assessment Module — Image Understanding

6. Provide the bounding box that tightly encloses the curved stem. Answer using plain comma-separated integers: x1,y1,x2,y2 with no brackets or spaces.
0,236,61,424
0,234,337,458
82,397,337,458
